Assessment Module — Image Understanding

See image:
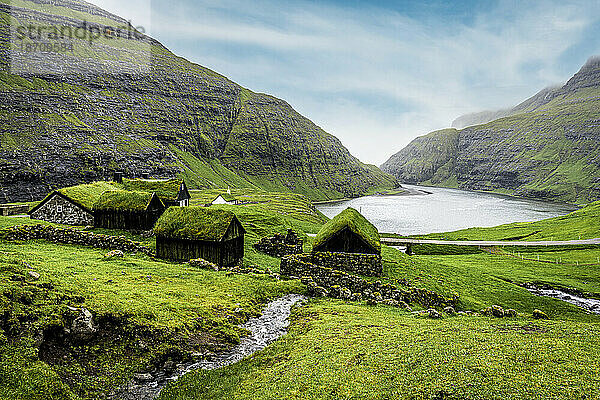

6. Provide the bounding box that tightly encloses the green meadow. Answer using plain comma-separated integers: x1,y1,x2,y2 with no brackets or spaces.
1,191,599,399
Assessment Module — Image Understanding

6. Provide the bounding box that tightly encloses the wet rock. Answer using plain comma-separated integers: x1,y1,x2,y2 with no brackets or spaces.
533,309,549,320
133,373,153,382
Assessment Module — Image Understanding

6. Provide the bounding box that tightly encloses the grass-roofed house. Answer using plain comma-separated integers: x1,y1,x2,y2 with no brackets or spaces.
122,178,191,207
29,182,117,225
154,207,245,266
313,207,381,255
93,191,166,230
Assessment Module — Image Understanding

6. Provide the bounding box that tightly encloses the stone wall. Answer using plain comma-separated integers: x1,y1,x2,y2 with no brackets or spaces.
1,224,153,255
281,254,456,308
30,194,93,226
0,204,29,216
253,229,303,258
281,252,382,276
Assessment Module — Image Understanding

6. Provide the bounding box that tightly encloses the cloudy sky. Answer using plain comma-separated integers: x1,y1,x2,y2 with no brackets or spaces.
92,0,600,165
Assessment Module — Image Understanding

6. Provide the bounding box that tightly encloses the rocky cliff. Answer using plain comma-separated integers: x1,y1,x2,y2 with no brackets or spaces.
0,0,396,203
382,56,600,204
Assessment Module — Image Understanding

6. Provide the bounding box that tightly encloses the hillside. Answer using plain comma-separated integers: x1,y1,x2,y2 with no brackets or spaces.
0,0,396,203
382,56,600,204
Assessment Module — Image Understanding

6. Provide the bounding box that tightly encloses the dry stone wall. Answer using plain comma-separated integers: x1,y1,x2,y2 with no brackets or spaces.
281,254,456,308
1,224,152,255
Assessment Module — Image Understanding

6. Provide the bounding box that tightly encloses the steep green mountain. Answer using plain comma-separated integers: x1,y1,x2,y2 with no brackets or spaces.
382,56,600,204
0,0,396,203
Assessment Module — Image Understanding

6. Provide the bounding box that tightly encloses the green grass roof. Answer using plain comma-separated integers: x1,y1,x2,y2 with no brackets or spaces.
93,190,160,211
122,178,184,202
56,181,119,210
154,207,239,241
216,193,237,202
314,207,380,252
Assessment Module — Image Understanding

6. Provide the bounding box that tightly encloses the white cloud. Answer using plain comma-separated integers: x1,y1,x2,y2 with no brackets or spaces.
90,0,600,165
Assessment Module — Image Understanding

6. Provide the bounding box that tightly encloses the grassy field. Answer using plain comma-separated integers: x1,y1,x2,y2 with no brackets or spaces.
2,192,600,399
160,300,600,400
422,201,600,241
159,201,600,400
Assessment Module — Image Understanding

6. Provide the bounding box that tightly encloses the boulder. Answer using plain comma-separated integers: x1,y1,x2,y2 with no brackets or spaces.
533,309,549,320
71,308,97,341
104,250,124,259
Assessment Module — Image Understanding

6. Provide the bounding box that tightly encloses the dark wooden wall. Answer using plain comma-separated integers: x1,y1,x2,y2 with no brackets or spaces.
313,227,379,255
156,235,244,266
94,210,163,231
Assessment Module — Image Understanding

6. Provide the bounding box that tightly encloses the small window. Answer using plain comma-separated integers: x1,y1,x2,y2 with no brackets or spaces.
56,205,63,213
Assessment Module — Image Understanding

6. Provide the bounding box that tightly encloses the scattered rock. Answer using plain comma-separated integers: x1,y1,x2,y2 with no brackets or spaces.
189,258,219,270
490,305,505,318
71,308,97,341
443,306,455,315
104,250,124,259
427,309,442,319
27,271,40,280
505,309,517,317
533,309,549,320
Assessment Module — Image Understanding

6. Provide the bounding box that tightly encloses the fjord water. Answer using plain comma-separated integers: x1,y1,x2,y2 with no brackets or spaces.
316,185,578,235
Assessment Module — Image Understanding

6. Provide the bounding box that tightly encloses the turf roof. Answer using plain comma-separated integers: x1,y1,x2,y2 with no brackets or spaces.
93,190,161,211
122,178,184,202
55,181,119,211
314,207,380,252
154,207,241,241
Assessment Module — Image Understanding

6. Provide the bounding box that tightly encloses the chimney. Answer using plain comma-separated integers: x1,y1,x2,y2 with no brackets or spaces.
141,172,150,179
113,171,123,184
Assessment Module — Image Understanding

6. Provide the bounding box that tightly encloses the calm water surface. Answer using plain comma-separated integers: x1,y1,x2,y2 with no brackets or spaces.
316,185,577,235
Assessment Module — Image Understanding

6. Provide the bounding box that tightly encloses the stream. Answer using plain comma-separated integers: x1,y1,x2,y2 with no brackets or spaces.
525,286,600,314
114,294,306,400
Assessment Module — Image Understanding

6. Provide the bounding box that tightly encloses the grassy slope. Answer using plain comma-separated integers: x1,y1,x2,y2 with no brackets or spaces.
0,189,325,399
161,301,600,400
422,201,600,241
160,199,600,400
3,190,600,399
382,73,600,204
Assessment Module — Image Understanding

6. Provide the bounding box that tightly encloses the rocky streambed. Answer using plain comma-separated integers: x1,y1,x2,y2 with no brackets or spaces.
114,294,306,400
524,285,600,314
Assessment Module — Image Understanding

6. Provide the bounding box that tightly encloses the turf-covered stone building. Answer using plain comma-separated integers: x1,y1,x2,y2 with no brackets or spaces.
122,178,191,207
313,207,381,255
154,207,245,266
93,191,166,230
29,182,117,225
290,207,383,276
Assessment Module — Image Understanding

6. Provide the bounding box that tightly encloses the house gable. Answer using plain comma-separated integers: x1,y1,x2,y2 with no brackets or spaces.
30,192,94,226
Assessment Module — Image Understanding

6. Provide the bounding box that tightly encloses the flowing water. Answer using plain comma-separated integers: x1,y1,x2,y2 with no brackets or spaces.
316,185,577,235
116,294,306,399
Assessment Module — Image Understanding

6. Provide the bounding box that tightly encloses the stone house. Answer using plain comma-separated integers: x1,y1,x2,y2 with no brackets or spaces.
28,182,117,225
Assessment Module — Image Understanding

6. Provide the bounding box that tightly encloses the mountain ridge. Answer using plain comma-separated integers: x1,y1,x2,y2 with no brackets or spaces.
382,56,600,204
0,0,397,203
